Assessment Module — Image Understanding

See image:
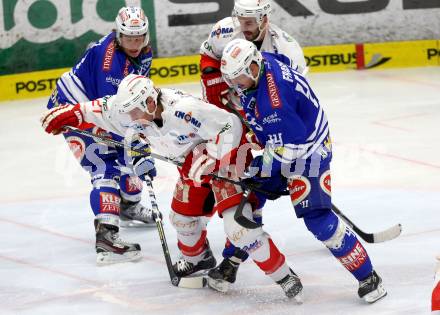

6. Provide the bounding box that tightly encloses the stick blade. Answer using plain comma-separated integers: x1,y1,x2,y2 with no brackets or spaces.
175,276,207,289
373,223,402,243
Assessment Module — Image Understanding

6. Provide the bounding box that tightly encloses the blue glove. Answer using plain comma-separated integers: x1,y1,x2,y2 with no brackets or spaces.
243,155,287,200
133,156,157,180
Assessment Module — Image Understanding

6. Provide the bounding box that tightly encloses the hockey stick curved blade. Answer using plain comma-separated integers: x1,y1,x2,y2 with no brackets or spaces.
174,275,207,289
371,223,402,243
234,189,262,229
332,204,402,243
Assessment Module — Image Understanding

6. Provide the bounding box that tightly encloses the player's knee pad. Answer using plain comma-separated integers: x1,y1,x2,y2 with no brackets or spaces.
169,209,206,238
222,204,265,249
303,208,339,242
90,178,120,216
119,174,143,203
322,217,349,250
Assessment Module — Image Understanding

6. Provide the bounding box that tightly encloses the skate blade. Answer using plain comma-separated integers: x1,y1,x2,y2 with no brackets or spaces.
120,219,156,228
96,251,142,265
290,289,304,304
207,277,231,293
364,284,387,304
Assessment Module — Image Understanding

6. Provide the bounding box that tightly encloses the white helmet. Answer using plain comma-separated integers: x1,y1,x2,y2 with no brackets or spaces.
115,7,149,47
233,0,272,25
221,39,262,94
113,74,158,119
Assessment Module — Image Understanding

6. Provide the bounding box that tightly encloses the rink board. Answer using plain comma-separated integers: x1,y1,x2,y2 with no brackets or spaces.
0,39,438,102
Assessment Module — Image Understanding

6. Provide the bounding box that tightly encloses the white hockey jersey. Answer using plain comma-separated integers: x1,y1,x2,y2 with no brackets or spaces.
200,17,306,73
78,88,243,161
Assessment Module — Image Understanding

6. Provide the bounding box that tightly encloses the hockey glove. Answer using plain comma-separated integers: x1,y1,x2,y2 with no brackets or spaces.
133,156,157,181
181,149,218,184
41,104,83,135
201,70,230,108
242,155,286,200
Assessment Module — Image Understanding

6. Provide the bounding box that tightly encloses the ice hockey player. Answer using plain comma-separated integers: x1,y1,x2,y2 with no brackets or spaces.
40,74,304,300
199,0,307,292
45,6,157,265
220,38,388,304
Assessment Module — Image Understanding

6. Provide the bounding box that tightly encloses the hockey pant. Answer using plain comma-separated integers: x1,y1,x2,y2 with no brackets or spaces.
64,128,143,224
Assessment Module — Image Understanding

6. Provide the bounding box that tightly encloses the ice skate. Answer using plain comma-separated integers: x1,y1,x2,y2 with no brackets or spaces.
173,246,216,277
358,270,387,303
207,258,240,293
120,199,161,228
276,269,304,303
95,220,142,265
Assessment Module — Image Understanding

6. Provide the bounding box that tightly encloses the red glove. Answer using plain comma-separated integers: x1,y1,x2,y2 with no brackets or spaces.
180,148,218,185
40,104,83,135
200,54,229,108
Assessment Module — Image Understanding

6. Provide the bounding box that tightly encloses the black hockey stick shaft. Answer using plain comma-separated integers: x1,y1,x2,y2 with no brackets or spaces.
145,178,207,288
144,178,180,286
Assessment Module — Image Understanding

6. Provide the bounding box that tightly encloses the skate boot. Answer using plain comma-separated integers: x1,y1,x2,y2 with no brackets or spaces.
95,219,142,265
120,199,161,228
207,258,240,293
173,246,216,277
358,270,387,303
276,269,304,302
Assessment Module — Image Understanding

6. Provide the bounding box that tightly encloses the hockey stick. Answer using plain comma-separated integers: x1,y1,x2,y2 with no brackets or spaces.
66,126,401,243
331,204,402,243
63,126,183,166
144,177,207,289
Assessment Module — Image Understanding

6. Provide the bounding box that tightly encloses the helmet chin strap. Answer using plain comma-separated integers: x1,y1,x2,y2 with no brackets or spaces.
253,22,267,42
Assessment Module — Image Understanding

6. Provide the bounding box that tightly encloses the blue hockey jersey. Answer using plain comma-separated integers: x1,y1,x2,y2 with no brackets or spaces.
48,31,152,108
242,52,332,177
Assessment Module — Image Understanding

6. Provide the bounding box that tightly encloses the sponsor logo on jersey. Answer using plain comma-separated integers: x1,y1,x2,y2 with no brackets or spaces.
288,176,311,206
211,26,233,38
125,176,143,193
176,133,195,144
102,41,115,72
262,112,281,124
245,113,263,131
174,111,202,128
105,76,121,87
266,72,282,109
207,76,223,86
99,192,121,214
275,59,293,83
320,170,331,196
66,136,86,161
203,41,214,53
338,241,368,272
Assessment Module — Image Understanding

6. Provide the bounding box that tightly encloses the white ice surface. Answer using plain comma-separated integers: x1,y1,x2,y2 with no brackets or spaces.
0,67,439,315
